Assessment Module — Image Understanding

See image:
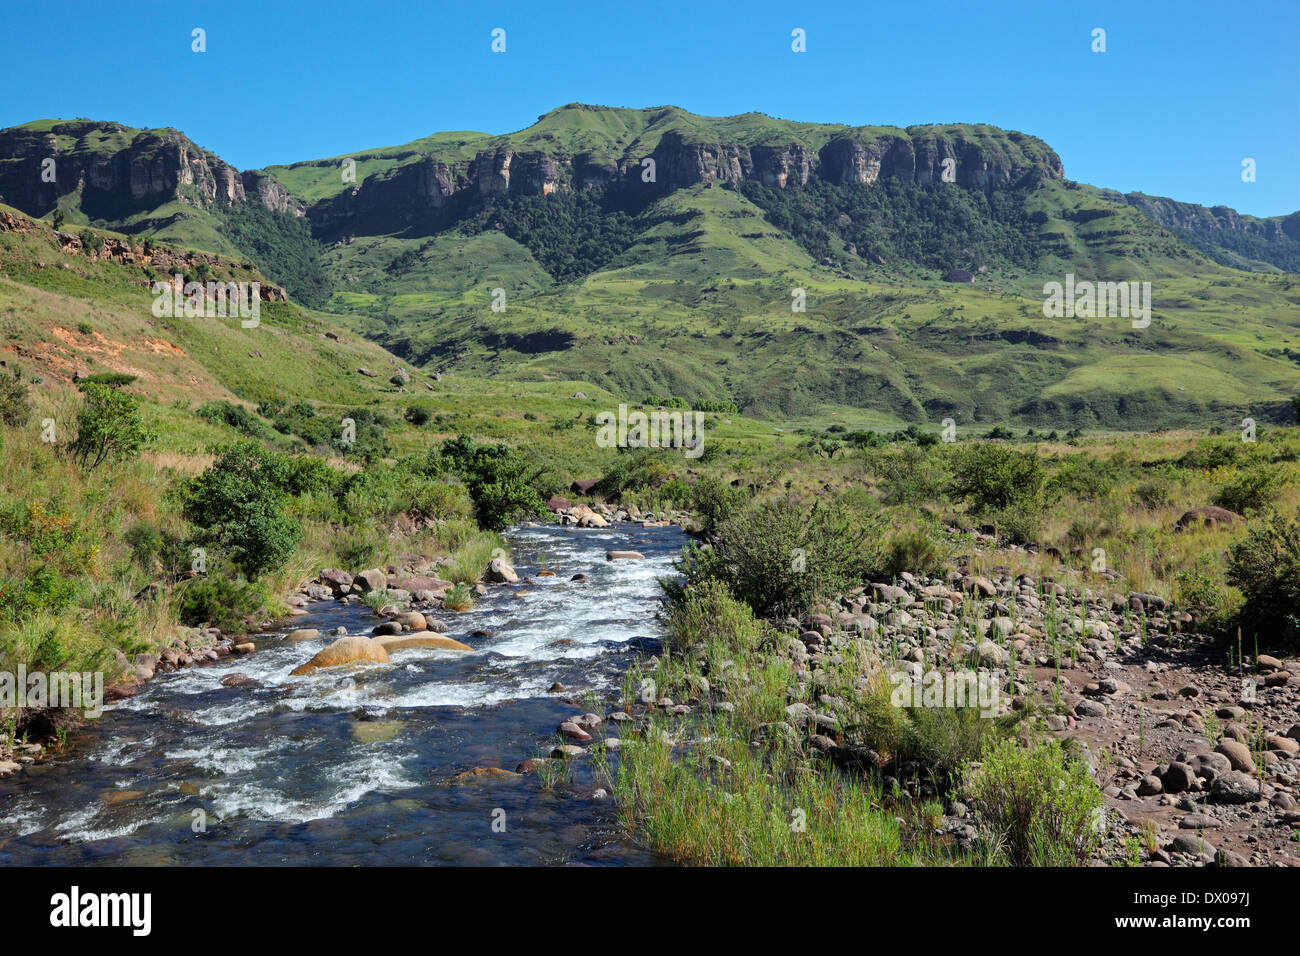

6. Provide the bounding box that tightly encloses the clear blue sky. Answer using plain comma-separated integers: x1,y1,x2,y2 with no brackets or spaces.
1,0,1296,216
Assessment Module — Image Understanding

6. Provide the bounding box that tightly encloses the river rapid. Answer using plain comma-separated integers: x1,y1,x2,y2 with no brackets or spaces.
0,521,688,865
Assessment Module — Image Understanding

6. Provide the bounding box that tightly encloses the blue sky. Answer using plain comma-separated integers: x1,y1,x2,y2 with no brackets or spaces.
1,0,1296,216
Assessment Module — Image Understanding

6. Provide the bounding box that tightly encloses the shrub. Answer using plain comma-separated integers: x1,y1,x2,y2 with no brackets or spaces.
882,529,948,577
123,520,187,576
949,443,1043,513
873,445,948,507
669,498,879,618
1227,512,1300,649
965,738,1104,866
442,583,475,611
197,400,270,438
404,405,431,426
1133,481,1171,509
1213,468,1282,515
687,474,748,531
182,442,302,578
0,368,30,427
1175,565,1236,632
69,382,151,469
176,575,272,632
986,506,1043,547
666,578,763,653
426,436,549,530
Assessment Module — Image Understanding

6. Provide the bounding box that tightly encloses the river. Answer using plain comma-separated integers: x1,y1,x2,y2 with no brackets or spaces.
0,521,688,865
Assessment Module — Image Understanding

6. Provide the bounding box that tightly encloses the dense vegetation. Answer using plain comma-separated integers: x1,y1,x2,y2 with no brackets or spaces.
460,189,641,282
737,178,1041,272
218,201,332,308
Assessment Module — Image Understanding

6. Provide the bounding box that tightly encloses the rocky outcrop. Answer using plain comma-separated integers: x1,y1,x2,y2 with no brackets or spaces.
0,120,302,223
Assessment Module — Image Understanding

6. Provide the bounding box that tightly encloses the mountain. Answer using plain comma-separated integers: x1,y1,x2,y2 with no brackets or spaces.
2,104,1298,429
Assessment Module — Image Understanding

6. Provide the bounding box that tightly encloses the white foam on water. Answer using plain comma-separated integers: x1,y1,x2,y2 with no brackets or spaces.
56,803,154,843
164,742,277,775
200,748,417,824
1,799,47,837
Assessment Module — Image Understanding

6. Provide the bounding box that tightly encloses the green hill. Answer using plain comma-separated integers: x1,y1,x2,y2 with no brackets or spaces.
3,105,1298,429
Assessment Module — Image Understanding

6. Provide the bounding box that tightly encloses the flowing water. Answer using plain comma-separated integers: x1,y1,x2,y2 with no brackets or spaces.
0,522,687,865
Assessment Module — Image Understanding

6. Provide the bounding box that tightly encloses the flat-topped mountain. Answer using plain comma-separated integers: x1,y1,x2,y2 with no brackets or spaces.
2,104,1298,427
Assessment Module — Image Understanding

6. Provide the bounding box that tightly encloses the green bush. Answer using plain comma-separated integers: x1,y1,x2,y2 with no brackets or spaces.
949,443,1043,513
686,474,748,531
182,442,302,578
1213,468,1282,515
965,738,1104,866
669,498,879,618
0,368,30,427
1227,512,1300,649
177,575,272,632
197,400,271,439
69,382,152,470
425,436,549,530
882,529,948,577
666,578,763,653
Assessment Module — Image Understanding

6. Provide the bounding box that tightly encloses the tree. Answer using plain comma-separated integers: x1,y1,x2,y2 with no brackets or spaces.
69,382,151,469
183,442,302,578
425,435,549,530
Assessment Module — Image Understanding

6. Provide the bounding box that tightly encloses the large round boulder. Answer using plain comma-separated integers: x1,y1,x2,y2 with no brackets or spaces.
290,635,391,676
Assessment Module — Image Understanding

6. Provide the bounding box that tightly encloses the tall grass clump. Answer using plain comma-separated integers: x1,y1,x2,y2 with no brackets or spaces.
965,737,1104,866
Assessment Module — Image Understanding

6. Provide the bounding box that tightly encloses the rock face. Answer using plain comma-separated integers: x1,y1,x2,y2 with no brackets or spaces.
295,108,1065,239
289,635,390,676
0,120,305,220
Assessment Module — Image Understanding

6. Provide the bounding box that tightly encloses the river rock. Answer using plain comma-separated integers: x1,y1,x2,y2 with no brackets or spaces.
452,767,522,783
284,628,320,643
1209,771,1260,805
355,568,387,592
372,634,471,652
390,575,452,594
290,635,391,676
1215,740,1255,774
485,556,518,583
320,569,353,590
606,550,646,560
1160,762,1196,794
559,720,592,742
974,640,1009,667
395,611,427,632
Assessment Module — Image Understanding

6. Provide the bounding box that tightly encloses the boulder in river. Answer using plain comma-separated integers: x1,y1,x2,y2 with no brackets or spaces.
395,611,427,632
290,635,391,676
284,628,320,643
606,550,645,560
355,568,387,592
486,556,518,583
373,634,472,652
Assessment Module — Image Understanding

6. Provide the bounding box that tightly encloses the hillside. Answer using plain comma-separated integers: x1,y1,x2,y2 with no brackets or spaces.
2,105,1298,428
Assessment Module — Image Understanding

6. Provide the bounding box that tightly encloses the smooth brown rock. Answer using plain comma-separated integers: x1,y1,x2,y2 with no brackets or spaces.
290,635,391,676
373,634,472,652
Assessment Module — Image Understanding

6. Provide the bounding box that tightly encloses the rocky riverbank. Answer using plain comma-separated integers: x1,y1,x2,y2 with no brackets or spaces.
581,564,1300,866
